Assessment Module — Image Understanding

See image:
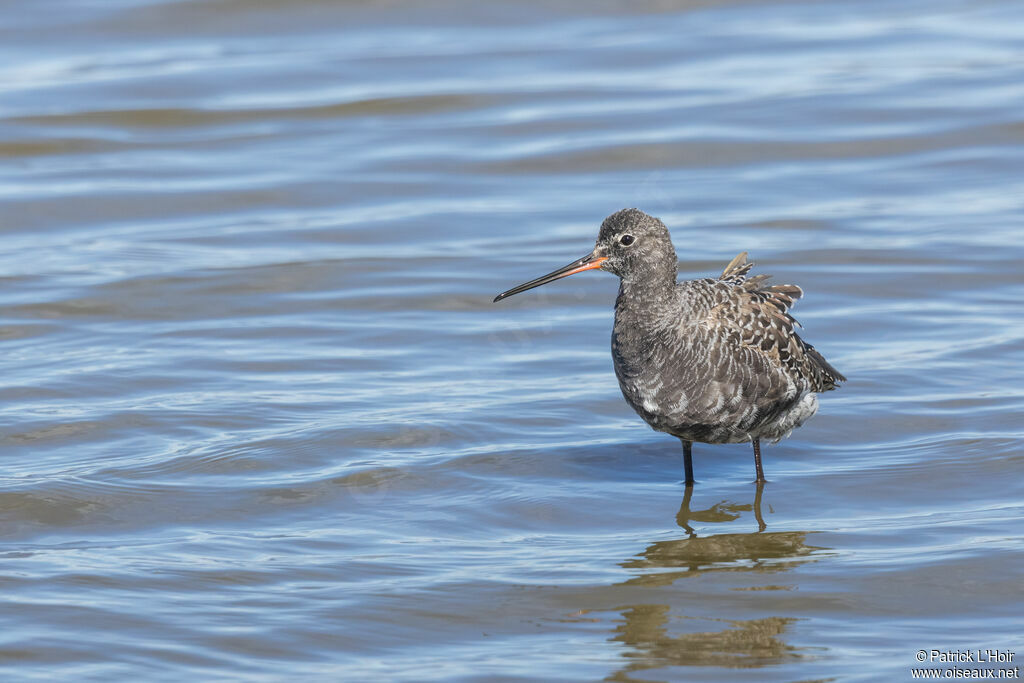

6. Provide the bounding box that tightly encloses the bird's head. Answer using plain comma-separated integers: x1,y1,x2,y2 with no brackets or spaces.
493,208,677,302
593,208,677,283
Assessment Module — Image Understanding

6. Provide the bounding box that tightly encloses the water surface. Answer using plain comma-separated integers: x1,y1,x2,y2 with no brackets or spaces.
1,0,1023,680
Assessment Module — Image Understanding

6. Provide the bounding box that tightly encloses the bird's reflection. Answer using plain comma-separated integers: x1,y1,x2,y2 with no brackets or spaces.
610,606,801,678
607,484,826,679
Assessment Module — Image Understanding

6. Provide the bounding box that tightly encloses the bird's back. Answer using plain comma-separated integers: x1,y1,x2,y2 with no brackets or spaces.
704,252,844,393
612,253,844,444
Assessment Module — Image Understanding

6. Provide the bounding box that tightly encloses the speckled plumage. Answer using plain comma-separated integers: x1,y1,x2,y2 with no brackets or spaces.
495,208,845,484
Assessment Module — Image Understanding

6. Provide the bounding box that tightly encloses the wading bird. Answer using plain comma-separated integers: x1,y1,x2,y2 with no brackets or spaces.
494,209,844,485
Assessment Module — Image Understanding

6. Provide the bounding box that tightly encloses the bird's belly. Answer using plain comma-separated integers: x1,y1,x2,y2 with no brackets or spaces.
617,374,813,445
611,320,818,445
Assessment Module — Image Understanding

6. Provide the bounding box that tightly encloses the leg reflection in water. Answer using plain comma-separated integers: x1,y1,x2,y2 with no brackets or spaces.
676,481,768,536
611,483,825,677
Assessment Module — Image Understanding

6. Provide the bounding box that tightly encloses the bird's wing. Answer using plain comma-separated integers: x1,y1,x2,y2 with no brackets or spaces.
720,251,803,318
706,253,845,392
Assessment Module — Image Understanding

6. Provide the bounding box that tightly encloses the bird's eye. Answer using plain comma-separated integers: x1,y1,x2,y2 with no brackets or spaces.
619,234,635,246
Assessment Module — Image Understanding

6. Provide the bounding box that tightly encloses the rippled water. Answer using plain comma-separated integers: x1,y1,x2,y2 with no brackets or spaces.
2,0,1023,680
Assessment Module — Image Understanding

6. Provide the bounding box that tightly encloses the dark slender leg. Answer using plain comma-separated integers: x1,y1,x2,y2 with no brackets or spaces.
753,480,766,532
682,440,695,487
752,437,765,483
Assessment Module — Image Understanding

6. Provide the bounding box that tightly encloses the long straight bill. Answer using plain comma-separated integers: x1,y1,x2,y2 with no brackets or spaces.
493,253,607,302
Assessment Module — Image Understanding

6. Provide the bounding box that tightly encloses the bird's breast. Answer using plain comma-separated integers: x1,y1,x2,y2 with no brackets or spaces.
611,315,693,422
611,308,804,442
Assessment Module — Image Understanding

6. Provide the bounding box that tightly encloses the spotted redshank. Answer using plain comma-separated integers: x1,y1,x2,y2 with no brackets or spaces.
494,208,845,485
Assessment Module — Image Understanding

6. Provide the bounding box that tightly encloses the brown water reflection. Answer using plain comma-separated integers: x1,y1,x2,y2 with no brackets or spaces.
624,485,821,583
675,482,768,536
611,486,825,679
611,608,801,679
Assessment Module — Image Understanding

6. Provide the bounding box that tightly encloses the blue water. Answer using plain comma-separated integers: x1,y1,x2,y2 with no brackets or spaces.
1,0,1023,680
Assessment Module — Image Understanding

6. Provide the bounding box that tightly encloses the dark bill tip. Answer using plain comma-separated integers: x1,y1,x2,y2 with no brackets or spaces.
493,253,607,303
